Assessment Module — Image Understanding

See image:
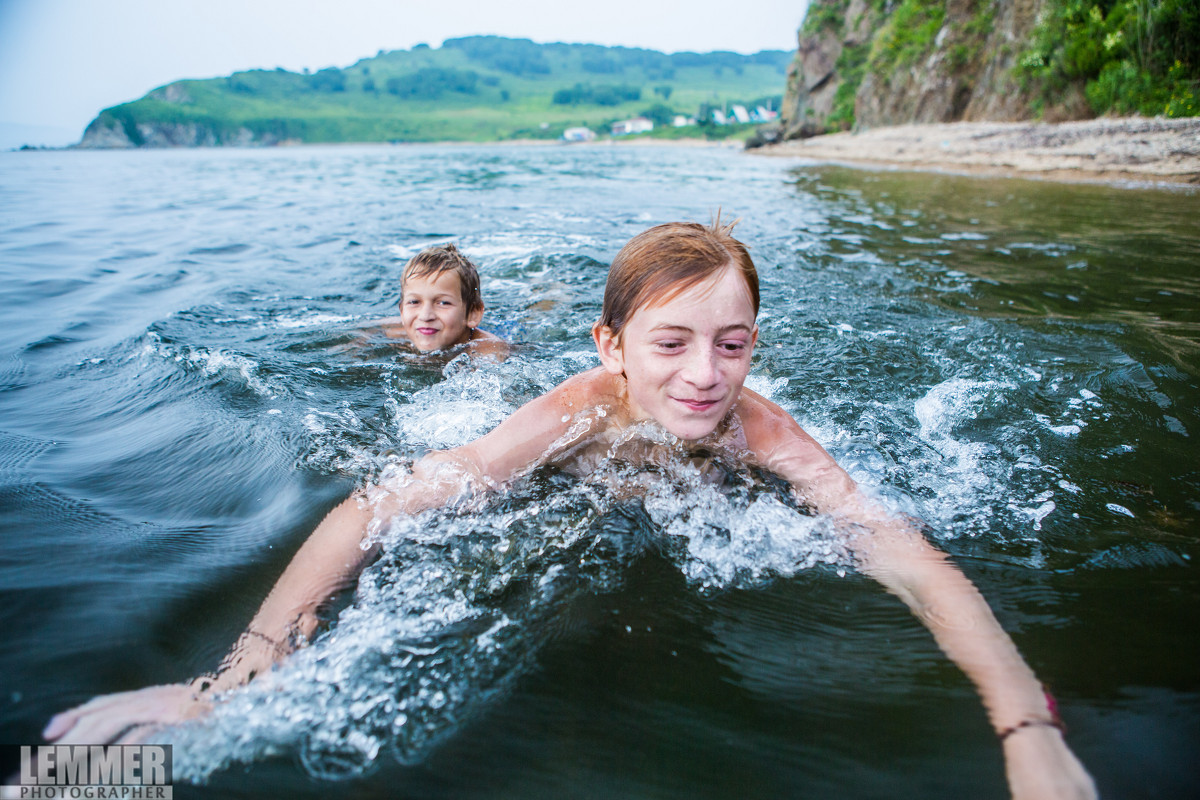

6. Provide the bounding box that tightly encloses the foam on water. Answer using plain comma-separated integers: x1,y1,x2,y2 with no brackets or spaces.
906,377,1057,537
268,311,357,330
145,331,286,399
157,345,865,782
388,354,563,449
648,483,845,590
167,387,858,781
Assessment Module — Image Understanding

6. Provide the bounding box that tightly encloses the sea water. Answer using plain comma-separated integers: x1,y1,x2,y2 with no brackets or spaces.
1,144,1197,799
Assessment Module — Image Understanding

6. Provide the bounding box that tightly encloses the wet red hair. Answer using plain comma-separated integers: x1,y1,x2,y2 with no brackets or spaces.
600,218,759,340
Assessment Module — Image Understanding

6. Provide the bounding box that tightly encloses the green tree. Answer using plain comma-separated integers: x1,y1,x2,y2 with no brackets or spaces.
1018,0,1199,117
639,103,677,125
307,68,346,92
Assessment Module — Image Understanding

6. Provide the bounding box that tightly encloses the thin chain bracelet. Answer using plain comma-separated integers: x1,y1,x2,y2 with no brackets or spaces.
245,629,287,654
998,718,1066,741
998,683,1067,741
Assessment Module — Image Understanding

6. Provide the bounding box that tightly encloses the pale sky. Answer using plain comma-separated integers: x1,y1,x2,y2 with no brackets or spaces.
0,0,808,149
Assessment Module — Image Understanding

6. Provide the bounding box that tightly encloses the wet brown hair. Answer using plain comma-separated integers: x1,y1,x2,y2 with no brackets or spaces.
599,218,759,341
401,243,484,315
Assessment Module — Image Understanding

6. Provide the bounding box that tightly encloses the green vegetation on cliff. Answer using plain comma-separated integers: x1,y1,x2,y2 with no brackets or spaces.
83,37,788,147
787,0,1197,136
868,0,946,74
1017,0,1200,117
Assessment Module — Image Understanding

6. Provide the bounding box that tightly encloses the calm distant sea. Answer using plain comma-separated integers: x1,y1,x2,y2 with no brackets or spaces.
1,144,1197,799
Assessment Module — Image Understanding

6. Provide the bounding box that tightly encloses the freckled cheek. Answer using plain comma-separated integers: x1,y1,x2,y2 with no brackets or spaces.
720,360,750,390
636,361,678,389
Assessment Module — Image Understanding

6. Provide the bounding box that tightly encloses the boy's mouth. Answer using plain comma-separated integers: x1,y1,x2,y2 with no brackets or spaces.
675,397,720,412
415,327,440,336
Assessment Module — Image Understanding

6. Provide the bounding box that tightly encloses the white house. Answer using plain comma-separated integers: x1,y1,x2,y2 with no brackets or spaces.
562,126,596,142
730,105,751,124
611,117,653,136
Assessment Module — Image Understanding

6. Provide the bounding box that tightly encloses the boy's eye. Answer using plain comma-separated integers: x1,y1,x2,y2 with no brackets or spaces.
719,341,747,353
655,341,683,351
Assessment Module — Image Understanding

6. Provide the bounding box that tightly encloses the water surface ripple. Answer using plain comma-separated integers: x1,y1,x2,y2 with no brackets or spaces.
1,145,1197,799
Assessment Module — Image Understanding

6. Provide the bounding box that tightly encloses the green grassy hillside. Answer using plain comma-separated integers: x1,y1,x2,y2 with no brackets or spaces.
85,36,789,146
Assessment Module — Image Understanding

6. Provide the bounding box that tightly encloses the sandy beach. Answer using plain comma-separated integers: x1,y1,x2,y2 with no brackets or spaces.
754,117,1200,186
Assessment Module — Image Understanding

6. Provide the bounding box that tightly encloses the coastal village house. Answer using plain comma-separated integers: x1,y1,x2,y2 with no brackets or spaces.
561,126,596,142
564,105,777,142
610,117,653,136
711,105,778,125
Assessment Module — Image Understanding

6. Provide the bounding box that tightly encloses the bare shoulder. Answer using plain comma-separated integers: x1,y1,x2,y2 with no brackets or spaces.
734,387,855,501
467,329,508,359
553,367,623,414
459,367,619,482
735,387,811,445
484,367,616,421
507,367,624,426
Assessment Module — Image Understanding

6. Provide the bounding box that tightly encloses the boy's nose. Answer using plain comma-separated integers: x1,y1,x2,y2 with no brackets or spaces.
680,347,720,389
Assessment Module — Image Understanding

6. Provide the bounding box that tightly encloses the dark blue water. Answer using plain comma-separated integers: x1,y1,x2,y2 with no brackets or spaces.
1,144,1197,799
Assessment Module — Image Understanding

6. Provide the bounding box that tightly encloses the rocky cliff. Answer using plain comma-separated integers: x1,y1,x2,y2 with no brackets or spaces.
779,0,1089,139
78,82,304,148
80,118,284,148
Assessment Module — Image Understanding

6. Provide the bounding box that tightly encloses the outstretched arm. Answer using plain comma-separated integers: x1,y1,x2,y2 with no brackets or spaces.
43,453,484,746
43,493,379,745
833,495,1096,800
44,373,593,746
740,390,1096,799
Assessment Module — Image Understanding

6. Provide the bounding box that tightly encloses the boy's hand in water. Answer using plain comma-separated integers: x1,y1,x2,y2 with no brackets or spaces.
1004,725,1098,800
43,684,206,745
41,495,372,750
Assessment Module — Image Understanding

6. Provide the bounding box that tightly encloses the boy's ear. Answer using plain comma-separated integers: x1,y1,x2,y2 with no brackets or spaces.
592,323,625,376
467,303,484,330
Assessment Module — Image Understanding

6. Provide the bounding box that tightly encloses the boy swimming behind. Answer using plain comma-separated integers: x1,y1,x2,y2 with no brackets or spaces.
366,243,504,356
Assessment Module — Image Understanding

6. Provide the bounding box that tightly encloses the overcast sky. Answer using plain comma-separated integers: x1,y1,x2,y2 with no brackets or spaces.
0,0,808,149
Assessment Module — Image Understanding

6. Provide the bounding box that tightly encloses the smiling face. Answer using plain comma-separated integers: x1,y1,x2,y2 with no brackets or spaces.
594,263,758,441
399,269,484,352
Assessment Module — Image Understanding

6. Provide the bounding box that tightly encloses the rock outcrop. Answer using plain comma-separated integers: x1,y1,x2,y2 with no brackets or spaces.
779,0,1091,140
79,119,269,149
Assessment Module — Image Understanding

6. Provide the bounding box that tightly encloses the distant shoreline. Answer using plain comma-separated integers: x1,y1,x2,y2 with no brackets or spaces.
407,136,742,148
8,135,743,153
752,117,1200,187
13,119,1199,190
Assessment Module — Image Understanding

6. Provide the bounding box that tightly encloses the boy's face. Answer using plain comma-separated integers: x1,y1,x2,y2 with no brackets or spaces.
594,264,757,441
399,270,483,352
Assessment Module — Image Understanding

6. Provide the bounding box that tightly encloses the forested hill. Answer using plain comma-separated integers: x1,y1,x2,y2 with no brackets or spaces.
78,36,789,148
